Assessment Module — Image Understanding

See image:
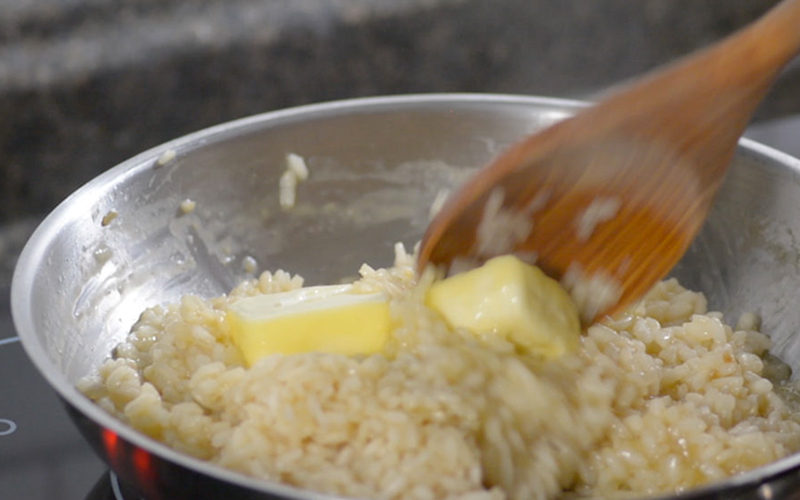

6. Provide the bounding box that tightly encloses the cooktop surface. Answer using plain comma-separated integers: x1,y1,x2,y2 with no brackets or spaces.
0,320,108,499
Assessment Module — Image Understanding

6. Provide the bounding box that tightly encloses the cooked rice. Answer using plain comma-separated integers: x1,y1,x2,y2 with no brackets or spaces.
180,198,197,215
474,189,548,259
79,246,800,500
155,148,177,168
574,197,622,242
279,153,310,210
561,263,623,324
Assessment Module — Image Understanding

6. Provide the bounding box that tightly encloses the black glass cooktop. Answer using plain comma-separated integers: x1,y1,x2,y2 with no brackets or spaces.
0,215,147,500
0,322,107,499
1,313,148,500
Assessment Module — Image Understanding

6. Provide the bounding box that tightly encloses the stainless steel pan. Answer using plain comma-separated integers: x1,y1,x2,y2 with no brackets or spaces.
12,94,800,500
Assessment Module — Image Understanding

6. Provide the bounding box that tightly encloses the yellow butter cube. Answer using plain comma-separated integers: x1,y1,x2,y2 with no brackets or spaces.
227,284,391,366
426,255,581,356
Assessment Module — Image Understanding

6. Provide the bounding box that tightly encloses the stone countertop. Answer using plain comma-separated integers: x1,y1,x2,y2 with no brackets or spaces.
1,0,796,226
0,217,37,344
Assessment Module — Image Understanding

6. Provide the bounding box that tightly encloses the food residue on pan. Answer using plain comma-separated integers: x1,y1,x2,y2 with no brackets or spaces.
279,153,310,210
155,149,177,168
241,255,258,274
179,199,197,215
101,210,118,227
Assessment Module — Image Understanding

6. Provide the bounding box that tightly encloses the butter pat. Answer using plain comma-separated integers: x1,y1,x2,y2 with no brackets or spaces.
426,255,581,356
228,284,391,366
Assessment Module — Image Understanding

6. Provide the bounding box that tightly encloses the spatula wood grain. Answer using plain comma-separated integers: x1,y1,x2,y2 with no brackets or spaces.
418,0,800,321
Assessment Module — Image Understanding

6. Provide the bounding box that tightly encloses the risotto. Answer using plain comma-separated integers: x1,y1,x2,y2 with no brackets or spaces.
79,245,800,500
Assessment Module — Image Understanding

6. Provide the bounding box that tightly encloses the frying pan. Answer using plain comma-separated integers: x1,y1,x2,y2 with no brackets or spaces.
12,94,800,500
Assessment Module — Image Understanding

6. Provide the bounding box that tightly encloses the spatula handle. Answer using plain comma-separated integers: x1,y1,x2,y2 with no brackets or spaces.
722,0,800,81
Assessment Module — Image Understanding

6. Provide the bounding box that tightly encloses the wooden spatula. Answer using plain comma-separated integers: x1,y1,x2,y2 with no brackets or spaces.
418,0,800,321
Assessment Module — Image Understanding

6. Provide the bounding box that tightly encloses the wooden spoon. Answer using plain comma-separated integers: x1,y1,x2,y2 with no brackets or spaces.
418,0,800,321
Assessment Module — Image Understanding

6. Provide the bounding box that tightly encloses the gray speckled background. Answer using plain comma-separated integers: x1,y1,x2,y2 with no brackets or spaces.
0,0,798,289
